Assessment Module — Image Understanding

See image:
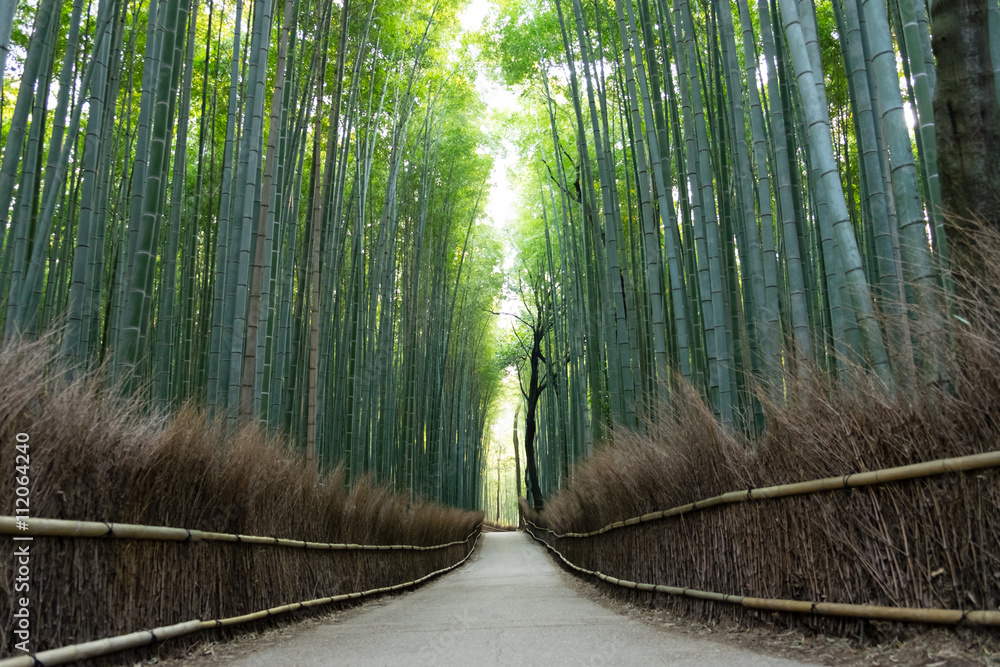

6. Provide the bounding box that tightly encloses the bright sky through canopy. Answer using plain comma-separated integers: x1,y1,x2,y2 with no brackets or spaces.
460,0,521,241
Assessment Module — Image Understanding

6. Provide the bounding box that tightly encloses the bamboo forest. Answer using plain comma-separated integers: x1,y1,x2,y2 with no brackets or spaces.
3,0,1000,506
2,0,1000,658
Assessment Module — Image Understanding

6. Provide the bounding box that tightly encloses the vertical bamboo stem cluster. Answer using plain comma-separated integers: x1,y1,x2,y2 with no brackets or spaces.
487,0,971,487
0,0,504,506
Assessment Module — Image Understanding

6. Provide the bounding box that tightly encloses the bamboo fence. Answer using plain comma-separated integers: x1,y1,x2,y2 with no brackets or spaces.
531,450,1000,538
0,516,478,551
524,525,1000,626
525,450,1000,627
0,528,481,666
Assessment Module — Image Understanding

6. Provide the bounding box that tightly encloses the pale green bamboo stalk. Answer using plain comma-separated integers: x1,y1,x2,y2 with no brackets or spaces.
155,0,199,407
895,0,945,264
16,1,116,338
113,0,165,382
613,0,670,389
678,0,733,423
207,0,244,410
717,0,780,395
859,0,944,384
6,13,57,336
557,0,631,427
115,0,189,392
754,0,812,375
779,0,893,390
0,0,61,338
62,6,113,370
0,0,17,77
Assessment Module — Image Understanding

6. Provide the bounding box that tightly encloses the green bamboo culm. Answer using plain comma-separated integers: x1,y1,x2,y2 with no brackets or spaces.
0,0,506,508
479,0,971,485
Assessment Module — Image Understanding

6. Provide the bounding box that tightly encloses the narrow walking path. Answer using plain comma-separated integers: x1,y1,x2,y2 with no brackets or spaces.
224,532,812,666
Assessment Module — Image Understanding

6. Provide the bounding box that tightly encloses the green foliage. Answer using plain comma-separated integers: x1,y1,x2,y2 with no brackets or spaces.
480,0,961,505
0,0,506,511
816,1,849,112
479,0,563,86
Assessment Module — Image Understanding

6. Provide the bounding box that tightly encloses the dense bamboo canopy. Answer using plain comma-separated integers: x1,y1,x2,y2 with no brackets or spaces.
1,0,504,507
478,0,999,508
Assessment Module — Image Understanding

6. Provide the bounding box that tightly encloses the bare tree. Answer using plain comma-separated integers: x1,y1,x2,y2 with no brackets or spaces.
508,271,556,512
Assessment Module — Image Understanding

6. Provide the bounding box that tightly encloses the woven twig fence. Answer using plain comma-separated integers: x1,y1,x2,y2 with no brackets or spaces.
526,451,1000,628
531,451,1000,538
0,521,480,666
525,523,1000,626
0,516,478,550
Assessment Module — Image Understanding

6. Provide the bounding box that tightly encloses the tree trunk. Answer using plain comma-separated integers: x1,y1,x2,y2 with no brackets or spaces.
932,0,1000,276
524,325,546,512
495,446,501,523
513,403,522,504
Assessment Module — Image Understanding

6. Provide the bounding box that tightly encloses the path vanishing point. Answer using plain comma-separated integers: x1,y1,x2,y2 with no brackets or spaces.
225,532,813,666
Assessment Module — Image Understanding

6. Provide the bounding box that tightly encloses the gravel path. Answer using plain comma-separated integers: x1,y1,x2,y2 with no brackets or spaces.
222,531,814,666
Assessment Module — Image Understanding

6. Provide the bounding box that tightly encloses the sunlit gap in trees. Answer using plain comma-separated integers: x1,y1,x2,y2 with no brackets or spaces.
461,0,526,524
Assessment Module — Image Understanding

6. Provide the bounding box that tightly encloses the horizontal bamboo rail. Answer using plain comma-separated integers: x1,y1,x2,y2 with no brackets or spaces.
0,516,478,551
0,621,203,667
530,450,1000,539
524,525,1000,627
0,530,481,667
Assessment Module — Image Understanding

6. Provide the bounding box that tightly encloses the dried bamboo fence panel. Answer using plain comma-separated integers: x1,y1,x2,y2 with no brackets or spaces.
0,516,479,550
532,451,1000,538
0,533,480,667
525,524,1000,626
0,519,481,662
0,340,487,663
524,451,1000,634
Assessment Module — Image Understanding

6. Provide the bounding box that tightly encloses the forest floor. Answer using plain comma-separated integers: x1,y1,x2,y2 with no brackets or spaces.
162,531,812,665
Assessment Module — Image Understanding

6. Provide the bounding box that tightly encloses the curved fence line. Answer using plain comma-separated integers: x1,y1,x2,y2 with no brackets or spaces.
524,525,1000,627
0,516,478,551
529,450,1000,539
0,530,481,667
